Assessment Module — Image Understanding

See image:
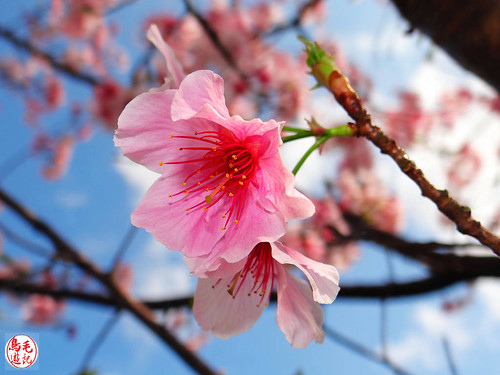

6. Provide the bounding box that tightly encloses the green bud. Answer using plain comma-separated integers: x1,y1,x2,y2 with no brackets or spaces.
298,36,338,87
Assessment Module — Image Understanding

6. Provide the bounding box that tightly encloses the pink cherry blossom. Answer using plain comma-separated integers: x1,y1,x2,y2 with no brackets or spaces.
192,242,339,348
42,135,75,180
115,26,314,274
22,294,65,324
92,80,136,130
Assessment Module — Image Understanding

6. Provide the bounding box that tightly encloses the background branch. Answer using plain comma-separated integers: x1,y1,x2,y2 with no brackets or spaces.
0,187,217,375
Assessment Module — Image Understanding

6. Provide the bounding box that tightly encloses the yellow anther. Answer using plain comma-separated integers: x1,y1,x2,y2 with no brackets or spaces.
225,173,230,178
170,134,174,138
239,181,244,186
184,190,189,194
221,227,227,230
205,196,212,204
229,192,234,197
234,220,239,224
229,163,233,168
182,182,186,186
242,175,247,179
222,214,227,218
232,155,237,160
210,175,214,178
186,208,190,211
203,207,208,211
221,185,225,190
168,194,172,198
212,147,217,151
234,168,239,172
159,161,164,166
197,182,201,185
205,188,210,192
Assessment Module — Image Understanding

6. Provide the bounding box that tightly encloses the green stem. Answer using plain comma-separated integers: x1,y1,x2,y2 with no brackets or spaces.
292,136,329,175
282,125,310,133
324,124,354,137
282,132,314,143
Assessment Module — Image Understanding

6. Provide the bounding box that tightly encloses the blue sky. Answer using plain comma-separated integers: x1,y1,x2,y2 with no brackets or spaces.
1,1,500,374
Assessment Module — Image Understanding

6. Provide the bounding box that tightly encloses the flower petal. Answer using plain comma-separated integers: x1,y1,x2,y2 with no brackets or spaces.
193,273,270,339
115,89,215,173
254,128,315,221
171,70,229,122
272,242,340,304
131,166,227,257
146,24,185,89
276,265,325,348
184,255,245,279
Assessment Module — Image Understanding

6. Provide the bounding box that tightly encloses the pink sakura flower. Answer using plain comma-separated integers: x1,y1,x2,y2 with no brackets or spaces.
92,80,136,130
42,135,75,180
447,144,481,187
23,294,65,324
115,26,314,274
193,242,339,348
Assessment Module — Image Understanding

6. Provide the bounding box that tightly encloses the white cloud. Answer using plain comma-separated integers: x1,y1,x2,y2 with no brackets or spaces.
388,279,500,371
134,258,194,300
55,190,88,208
115,155,160,200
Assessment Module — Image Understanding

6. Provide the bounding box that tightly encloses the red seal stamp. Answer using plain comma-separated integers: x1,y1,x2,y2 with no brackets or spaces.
5,334,38,369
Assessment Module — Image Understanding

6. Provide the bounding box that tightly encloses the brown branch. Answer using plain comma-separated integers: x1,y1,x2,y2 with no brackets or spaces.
0,25,101,86
334,214,500,275
314,64,500,256
0,271,481,312
0,187,218,375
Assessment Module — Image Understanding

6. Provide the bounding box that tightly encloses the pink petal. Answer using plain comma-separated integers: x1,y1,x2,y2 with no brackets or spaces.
171,70,230,122
115,89,211,173
253,129,315,221
272,242,339,304
131,166,227,257
276,265,325,348
193,274,270,339
147,24,185,89
184,256,245,279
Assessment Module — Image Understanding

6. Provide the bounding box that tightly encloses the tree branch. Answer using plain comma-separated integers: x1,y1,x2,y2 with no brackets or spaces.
0,187,217,375
312,62,500,255
0,25,101,86
334,214,500,275
182,0,248,80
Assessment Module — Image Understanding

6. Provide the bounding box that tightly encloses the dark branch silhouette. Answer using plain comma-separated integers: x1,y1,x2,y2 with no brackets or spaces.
0,187,217,375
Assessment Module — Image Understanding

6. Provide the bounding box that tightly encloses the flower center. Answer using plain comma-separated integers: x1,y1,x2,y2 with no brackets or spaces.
160,130,255,230
224,242,275,307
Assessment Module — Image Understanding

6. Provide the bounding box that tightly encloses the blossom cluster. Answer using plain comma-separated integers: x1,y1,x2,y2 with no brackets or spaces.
114,25,340,348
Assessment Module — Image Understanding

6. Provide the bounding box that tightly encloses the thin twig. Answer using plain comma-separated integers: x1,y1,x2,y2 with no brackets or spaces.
78,311,121,374
442,336,460,375
323,324,415,375
110,224,138,272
